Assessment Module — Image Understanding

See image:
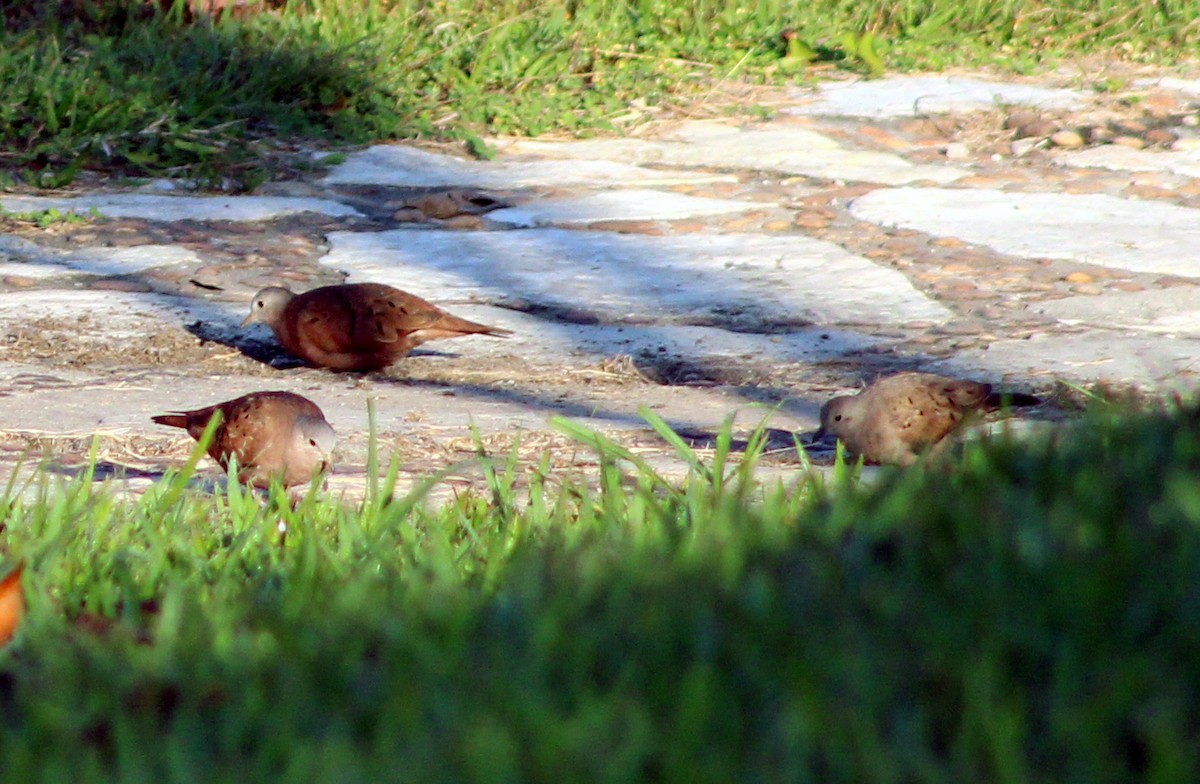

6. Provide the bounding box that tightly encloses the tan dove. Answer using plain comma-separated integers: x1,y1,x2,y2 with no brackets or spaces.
242,283,512,372
816,372,1039,466
152,391,336,487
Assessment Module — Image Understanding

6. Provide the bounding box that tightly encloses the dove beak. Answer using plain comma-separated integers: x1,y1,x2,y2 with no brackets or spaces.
240,312,256,328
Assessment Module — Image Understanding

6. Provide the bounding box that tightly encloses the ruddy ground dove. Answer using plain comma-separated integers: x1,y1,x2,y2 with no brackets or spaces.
242,282,512,372
816,372,1040,466
152,390,336,487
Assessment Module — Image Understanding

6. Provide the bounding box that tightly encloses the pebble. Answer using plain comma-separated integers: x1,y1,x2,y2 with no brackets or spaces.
1004,110,1041,131
1111,135,1146,150
762,219,793,232
1050,130,1085,148
793,213,831,230
1018,120,1059,139
1063,272,1094,284
1157,276,1199,288
1144,128,1178,146
955,174,1014,189
1114,119,1148,135
720,216,763,231
1111,282,1146,292
2,276,37,288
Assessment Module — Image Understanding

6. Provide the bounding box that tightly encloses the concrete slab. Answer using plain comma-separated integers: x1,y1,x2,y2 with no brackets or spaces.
934,332,1200,387
1133,76,1200,95
0,364,816,445
0,194,361,222
486,189,761,226
0,290,243,341
0,236,201,276
320,229,953,327
850,187,1200,277
1034,287,1200,335
788,75,1084,118
497,120,967,186
1054,145,1200,179
321,144,732,188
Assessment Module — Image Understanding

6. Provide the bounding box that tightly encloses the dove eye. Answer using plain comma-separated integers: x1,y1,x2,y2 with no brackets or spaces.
309,438,318,447
834,414,843,422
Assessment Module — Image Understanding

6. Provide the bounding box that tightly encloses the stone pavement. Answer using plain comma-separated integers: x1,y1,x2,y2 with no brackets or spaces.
2,70,1200,496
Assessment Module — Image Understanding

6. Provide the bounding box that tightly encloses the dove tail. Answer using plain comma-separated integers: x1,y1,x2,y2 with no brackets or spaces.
151,413,189,429
420,316,513,340
985,391,1041,409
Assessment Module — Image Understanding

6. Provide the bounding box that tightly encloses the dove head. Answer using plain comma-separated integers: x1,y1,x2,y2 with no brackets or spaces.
296,415,337,454
292,415,338,473
242,286,296,329
816,394,863,442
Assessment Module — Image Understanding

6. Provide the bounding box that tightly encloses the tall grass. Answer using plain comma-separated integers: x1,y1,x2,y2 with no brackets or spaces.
3,402,1200,780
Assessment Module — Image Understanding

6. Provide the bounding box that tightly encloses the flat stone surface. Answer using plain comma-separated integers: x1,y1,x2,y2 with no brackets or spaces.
497,120,967,185
0,366,808,436
850,187,1200,277
0,236,200,276
486,189,762,226
0,290,242,340
788,75,1084,118
1055,145,1200,178
0,194,362,221
321,228,953,327
937,332,1200,387
322,145,732,188
1133,76,1200,95
1035,287,1200,334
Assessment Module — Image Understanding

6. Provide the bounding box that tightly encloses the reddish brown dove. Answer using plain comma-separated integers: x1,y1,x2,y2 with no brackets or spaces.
816,372,1039,466
242,283,512,372
152,390,336,487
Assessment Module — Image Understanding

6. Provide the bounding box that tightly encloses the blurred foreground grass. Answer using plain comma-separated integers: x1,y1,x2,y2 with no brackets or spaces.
3,403,1200,781
0,0,1197,186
